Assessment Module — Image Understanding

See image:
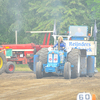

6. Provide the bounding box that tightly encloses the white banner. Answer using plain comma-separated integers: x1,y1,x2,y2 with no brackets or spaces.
64,40,97,55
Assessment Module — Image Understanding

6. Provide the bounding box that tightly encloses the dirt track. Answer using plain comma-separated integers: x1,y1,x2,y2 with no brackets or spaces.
0,72,100,100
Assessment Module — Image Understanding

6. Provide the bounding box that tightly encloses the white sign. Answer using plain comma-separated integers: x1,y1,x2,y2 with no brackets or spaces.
77,92,92,100
64,41,97,55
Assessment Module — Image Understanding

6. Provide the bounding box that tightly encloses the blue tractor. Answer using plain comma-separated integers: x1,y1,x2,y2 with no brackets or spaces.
35,48,81,79
33,26,97,79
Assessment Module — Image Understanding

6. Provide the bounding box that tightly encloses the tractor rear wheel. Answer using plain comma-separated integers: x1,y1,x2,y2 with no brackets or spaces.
87,56,94,77
5,62,15,73
36,61,43,79
28,62,33,71
67,49,81,78
36,48,48,76
0,53,7,74
28,48,48,71
64,62,71,79
80,56,87,77
36,48,48,64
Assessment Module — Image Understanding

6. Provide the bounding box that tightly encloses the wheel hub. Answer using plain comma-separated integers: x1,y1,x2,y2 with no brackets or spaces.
9,65,14,71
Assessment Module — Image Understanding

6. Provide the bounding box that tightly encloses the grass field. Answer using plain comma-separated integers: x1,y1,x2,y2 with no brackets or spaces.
15,64,100,72
15,64,32,71
97,67,100,72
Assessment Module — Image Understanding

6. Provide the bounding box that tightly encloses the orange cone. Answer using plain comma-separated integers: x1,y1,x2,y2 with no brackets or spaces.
92,94,96,100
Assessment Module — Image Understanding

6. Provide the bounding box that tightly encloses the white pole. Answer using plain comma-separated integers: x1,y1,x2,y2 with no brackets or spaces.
26,31,53,33
15,30,17,44
91,26,93,36
52,35,56,45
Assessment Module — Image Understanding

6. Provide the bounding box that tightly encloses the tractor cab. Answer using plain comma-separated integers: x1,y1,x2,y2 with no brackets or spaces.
68,26,88,40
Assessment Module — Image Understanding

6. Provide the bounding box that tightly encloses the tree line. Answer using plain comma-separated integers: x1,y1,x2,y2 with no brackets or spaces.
0,0,100,67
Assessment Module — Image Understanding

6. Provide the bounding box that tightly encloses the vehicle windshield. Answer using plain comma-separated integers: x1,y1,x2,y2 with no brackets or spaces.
69,26,88,37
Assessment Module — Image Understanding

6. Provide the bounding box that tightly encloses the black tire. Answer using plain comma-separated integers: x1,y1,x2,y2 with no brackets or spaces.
36,48,48,64
0,53,7,74
28,62,33,71
67,49,81,78
28,48,48,71
5,62,15,73
64,62,71,79
87,56,94,77
36,48,48,76
80,56,87,77
36,61,43,79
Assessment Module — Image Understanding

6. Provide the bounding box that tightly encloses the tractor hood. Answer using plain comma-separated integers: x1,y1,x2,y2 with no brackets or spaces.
47,50,67,66
48,50,60,54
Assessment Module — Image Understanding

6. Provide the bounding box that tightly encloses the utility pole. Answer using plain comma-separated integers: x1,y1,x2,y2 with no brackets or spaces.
15,30,17,44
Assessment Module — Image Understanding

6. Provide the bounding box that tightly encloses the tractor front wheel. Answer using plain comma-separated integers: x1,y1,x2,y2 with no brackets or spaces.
64,62,71,79
36,61,43,79
5,62,15,74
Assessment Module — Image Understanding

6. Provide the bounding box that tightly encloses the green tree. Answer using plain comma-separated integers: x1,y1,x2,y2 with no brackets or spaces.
86,0,100,67
0,0,100,67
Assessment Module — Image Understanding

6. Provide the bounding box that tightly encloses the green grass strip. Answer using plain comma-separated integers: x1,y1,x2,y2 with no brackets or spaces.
15,64,32,71
97,67,100,72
